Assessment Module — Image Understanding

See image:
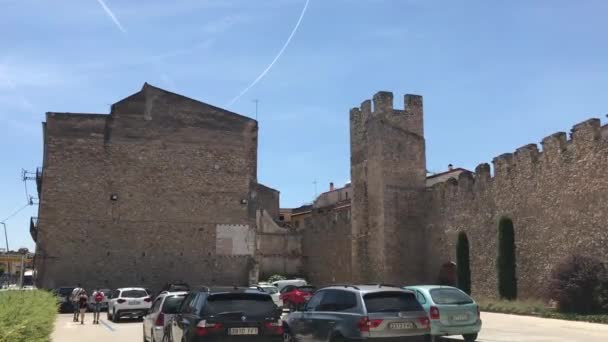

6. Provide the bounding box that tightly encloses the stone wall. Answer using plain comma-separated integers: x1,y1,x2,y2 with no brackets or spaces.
35,84,259,292
256,209,302,279
302,203,352,286
427,118,608,298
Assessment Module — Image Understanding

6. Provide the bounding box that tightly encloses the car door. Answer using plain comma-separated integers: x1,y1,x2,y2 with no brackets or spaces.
312,290,358,341
292,290,324,342
145,297,163,340
172,293,198,342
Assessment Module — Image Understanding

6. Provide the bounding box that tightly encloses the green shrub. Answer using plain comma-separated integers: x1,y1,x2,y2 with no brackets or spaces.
497,217,517,300
0,290,58,342
547,254,608,314
267,274,286,283
456,231,471,295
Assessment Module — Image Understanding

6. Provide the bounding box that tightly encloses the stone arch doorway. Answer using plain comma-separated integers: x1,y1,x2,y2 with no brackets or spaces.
437,261,457,286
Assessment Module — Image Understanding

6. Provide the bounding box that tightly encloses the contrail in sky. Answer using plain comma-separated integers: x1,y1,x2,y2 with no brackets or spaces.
227,0,310,107
95,0,127,33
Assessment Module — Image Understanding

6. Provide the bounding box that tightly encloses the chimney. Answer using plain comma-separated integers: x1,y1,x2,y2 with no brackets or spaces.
448,164,454,171
329,182,335,191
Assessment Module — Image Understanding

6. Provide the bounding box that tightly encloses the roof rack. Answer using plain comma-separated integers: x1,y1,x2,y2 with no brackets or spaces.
363,284,400,288
319,284,360,290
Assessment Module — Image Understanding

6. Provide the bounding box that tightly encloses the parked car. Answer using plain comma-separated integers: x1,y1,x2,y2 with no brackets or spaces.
405,285,481,342
52,286,76,313
88,288,111,312
271,278,307,292
283,284,430,341
107,287,152,322
168,286,283,341
250,283,282,307
158,282,190,294
280,285,316,311
143,291,188,342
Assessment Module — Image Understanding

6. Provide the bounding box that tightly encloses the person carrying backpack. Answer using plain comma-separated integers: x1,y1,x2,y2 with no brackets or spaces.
91,289,105,324
78,290,88,324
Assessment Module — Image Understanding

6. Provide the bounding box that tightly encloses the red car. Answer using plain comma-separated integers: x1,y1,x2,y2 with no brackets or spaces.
280,285,316,310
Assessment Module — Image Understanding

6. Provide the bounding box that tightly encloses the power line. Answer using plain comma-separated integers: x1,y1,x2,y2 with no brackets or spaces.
1,203,31,223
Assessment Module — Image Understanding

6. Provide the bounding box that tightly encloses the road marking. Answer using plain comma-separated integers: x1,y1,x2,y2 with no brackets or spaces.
99,319,115,332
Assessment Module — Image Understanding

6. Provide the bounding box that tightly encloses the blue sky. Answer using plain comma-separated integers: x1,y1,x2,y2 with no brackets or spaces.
1,0,607,251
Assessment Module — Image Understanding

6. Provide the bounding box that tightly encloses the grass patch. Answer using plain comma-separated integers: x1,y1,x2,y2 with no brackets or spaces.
0,290,58,342
478,298,608,324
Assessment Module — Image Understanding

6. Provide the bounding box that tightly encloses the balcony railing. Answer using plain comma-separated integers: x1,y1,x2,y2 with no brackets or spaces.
30,217,38,242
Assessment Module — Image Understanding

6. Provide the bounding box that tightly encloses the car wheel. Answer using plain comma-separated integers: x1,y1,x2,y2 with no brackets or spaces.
330,334,346,342
113,309,120,323
463,333,478,342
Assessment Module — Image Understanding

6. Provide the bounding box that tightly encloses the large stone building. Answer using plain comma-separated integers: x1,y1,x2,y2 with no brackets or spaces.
301,91,608,298
33,84,294,291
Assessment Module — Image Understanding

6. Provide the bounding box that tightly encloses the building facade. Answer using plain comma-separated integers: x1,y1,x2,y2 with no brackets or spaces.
33,84,285,291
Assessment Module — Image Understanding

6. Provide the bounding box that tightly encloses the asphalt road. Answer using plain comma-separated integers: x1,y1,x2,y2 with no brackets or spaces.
51,312,608,342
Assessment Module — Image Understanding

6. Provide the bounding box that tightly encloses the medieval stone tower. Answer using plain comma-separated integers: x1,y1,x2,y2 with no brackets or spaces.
350,91,427,284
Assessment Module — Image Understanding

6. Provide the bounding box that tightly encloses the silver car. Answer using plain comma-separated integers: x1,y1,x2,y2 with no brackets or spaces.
143,291,188,342
283,284,430,341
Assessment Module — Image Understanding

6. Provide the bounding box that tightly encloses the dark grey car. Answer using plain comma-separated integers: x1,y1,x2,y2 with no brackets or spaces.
283,285,430,342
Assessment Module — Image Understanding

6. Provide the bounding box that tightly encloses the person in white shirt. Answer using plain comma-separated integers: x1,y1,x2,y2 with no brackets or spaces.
71,284,83,322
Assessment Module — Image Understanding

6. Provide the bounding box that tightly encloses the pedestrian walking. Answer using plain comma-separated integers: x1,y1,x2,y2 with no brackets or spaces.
71,284,83,322
91,288,105,324
78,290,88,324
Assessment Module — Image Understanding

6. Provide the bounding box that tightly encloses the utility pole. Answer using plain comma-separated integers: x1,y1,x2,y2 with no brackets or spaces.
1,222,9,282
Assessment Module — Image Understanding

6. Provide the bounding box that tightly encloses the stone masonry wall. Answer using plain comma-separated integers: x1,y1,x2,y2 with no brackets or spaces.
427,118,608,298
36,84,259,292
302,204,352,286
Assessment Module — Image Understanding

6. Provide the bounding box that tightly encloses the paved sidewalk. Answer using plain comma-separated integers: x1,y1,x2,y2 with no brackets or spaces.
52,313,141,342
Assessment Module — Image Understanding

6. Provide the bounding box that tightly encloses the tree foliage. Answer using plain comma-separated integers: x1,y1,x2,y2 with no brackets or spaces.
497,217,517,300
457,231,472,295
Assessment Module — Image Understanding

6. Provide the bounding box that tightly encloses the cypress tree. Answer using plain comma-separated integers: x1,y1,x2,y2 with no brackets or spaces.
497,217,517,300
456,231,472,295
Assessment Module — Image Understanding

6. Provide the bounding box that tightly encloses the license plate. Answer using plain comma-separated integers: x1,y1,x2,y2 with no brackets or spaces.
452,314,468,321
229,328,258,335
128,300,139,305
389,322,414,330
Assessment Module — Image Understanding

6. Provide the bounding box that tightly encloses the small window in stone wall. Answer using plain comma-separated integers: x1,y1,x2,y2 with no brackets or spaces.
294,220,300,228
345,191,349,199
279,215,285,221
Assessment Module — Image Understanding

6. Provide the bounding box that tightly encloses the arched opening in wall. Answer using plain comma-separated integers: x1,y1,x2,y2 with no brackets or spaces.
456,231,471,295
437,261,457,286
497,217,517,300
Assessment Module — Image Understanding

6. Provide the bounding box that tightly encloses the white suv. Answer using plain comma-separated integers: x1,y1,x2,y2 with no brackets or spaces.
143,291,188,342
107,287,152,322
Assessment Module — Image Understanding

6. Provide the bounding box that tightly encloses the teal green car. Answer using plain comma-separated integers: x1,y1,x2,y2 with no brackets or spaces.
404,285,481,342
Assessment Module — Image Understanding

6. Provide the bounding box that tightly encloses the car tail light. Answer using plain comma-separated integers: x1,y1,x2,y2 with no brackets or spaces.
154,313,164,327
357,317,383,332
417,316,430,328
264,321,284,335
430,306,440,320
117,299,126,304
195,320,222,336
144,297,152,302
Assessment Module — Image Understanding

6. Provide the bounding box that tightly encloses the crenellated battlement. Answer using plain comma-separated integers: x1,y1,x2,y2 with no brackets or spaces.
429,117,608,200
350,91,424,138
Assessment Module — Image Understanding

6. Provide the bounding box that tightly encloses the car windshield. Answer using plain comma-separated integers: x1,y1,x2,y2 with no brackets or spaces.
430,288,473,305
204,293,276,317
163,295,187,314
363,291,423,313
121,290,148,298
297,286,316,293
